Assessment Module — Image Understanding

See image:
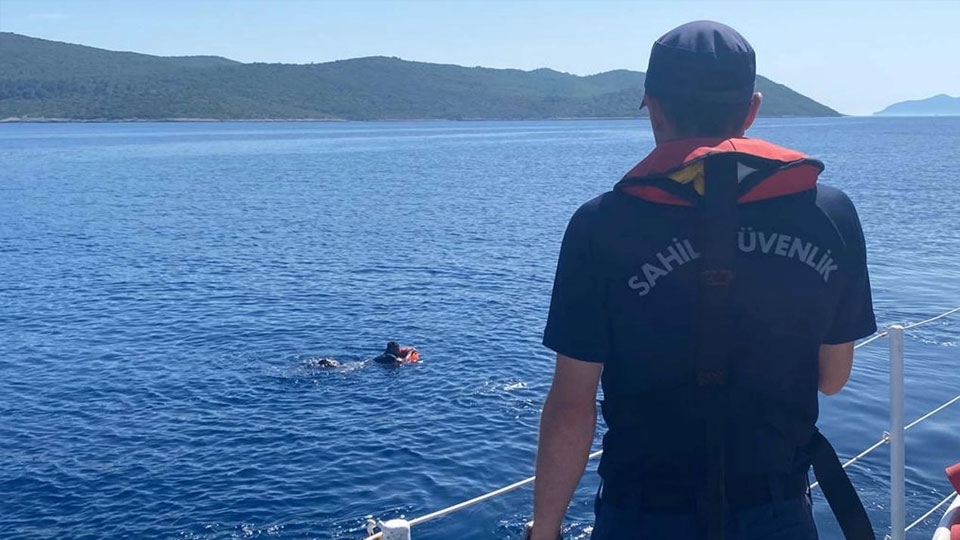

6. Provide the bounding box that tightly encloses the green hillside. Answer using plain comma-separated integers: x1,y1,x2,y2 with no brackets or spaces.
0,32,840,121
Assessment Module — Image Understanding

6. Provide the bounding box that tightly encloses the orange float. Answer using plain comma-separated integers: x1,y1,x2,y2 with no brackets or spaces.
399,347,420,363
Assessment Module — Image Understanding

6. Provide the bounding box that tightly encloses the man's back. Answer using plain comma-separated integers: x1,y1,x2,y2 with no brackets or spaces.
544,176,874,483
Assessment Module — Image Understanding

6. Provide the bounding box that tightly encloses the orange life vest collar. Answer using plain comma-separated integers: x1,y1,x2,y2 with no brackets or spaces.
616,137,824,206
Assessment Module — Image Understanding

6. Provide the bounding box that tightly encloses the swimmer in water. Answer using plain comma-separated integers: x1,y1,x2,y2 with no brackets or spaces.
316,357,340,368
372,341,419,365
306,357,340,369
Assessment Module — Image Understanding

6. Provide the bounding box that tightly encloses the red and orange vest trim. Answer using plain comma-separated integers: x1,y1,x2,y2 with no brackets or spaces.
615,137,824,206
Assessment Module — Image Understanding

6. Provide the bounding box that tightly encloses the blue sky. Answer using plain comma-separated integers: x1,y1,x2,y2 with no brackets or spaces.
2,0,958,115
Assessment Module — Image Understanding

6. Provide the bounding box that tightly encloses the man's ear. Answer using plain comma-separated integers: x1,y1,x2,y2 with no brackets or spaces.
741,92,763,133
645,95,668,137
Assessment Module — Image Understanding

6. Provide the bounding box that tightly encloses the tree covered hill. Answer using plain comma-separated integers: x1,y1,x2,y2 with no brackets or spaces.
874,94,960,116
0,32,840,121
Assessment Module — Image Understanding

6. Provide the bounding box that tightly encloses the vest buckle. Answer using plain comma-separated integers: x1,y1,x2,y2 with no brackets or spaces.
698,370,726,386
701,269,735,287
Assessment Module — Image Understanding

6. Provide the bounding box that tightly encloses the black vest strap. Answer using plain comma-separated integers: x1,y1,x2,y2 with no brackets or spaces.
697,154,739,540
810,432,877,540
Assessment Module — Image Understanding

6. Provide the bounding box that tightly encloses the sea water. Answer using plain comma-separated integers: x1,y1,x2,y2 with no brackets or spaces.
1,118,958,540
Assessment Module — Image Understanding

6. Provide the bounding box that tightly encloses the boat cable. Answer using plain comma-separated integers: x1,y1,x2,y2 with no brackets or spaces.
904,492,957,532
404,450,604,528
906,392,960,431
902,306,960,330
849,305,960,351
360,305,959,540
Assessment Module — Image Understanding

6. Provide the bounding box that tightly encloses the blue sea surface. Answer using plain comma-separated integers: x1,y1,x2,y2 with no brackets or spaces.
1,118,958,540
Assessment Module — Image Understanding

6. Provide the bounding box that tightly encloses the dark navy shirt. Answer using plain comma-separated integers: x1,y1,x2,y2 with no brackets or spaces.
543,184,876,483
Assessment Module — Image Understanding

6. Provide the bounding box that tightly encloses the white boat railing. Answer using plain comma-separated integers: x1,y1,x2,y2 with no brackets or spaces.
360,306,960,540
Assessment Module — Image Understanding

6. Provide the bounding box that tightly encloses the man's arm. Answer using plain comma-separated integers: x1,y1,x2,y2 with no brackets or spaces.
818,342,855,395
818,189,875,396
530,354,602,540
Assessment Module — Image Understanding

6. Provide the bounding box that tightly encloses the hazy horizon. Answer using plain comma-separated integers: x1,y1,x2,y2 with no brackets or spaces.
2,0,958,115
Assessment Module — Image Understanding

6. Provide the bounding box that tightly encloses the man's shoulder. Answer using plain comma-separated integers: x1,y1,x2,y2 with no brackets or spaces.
813,183,867,254
572,190,619,216
373,353,399,364
567,190,647,230
815,184,858,216
814,184,863,226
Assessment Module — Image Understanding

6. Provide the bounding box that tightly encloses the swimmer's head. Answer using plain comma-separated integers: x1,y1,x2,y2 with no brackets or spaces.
312,357,339,369
386,341,400,355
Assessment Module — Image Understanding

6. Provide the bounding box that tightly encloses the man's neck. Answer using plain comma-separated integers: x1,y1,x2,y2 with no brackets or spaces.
653,130,745,146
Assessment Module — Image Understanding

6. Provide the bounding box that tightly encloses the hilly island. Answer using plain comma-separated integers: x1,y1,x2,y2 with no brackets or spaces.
874,94,960,116
0,32,840,121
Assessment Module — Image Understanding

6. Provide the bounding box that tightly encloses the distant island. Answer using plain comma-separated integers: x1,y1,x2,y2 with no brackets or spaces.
0,32,840,122
874,94,960,116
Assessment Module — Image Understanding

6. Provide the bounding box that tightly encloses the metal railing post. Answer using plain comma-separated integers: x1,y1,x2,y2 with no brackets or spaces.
889,324,906,540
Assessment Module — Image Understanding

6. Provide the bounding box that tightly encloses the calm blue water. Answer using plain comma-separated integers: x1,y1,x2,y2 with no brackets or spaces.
1,118,958,540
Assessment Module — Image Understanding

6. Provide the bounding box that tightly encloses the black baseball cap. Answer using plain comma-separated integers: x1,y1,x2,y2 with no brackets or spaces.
641,20,756,109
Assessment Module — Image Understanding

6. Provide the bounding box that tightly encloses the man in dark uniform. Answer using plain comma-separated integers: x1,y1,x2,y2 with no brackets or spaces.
529,21,876,540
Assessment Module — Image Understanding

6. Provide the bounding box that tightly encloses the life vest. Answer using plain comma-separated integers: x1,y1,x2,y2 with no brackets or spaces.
612,137,875,540
399,347,420,363
615,137,824,206
375,347,420,364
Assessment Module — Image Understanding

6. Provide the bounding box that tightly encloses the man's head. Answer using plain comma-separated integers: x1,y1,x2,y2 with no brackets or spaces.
386,341,400,355
642,21,762,142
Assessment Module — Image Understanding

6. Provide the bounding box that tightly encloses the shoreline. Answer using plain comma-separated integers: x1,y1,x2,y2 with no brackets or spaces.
0,117,348,124
0,114,851,124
